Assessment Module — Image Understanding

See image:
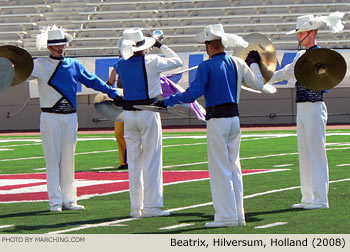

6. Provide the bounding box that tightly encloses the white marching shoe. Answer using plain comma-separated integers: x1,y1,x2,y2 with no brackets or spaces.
142,208,170,217
63,202,85,211
50,204,62,212
130,209,142,218
303,203,329,210
292,203,310,209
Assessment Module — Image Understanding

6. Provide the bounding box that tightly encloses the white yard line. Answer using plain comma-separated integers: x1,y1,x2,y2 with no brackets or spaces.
159,223,195,230
1,142,350,162
255,222,288,229
33,168,46,171
163,162,208,169
1,143,41,148
47,177,350,234
0,225,14,230
0,149,13,151
273,164,294,168
164,143,206,148
90,166,115,170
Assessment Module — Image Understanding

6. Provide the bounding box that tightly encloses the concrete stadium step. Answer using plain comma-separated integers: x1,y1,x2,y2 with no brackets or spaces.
35,20,82,29
49,1,94,13
44,12,87,21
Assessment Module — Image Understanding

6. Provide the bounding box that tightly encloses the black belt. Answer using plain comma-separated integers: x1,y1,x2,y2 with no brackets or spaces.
123,98,155,111
205,103,239,120
41,108,76,114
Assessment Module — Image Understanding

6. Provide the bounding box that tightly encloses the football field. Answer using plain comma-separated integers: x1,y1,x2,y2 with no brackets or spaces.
0,128,350,235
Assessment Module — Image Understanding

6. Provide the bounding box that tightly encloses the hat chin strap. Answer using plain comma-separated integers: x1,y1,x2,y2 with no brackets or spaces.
49,46,64,57
298,30,313,50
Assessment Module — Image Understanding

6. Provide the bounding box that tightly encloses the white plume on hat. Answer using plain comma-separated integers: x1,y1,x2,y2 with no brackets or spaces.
196,24,249,48
36,24,73,50
117,28,156,60
287,11,344,34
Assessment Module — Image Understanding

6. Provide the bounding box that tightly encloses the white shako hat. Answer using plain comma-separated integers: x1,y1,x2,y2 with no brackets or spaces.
287,11,344,34
117,28,156,60
195,24,249,48
36,24,73,50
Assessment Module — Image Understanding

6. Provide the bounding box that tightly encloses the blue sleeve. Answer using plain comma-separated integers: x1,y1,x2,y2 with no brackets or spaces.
164,65,207,107
77,61,120,99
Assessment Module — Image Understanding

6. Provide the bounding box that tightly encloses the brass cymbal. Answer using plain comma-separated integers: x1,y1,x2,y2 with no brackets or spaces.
94,89,124,122
231,33,277,83
0,57,15,94
133,105,188,116
294,48,347,91
0,45,33,86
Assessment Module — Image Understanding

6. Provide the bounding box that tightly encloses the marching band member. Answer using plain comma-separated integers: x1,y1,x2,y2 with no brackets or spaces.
107,67,128,170
268,12,344,209
154,24,265,227
113,27,182,218
31,25,123,212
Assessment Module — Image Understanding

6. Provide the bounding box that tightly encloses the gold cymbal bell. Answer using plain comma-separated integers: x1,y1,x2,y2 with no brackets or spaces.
94,88,124,122
232,33,277,83
294,48,347,91
0,45,33,86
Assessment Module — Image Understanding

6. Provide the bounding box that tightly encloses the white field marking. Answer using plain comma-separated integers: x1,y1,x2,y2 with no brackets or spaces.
337,164,350,167
241,152,297,160
163,136,206,139
255,222,288,229
163,161,208,169
49,176,350,235
0,149,13,151
0,225,14,230
2,132,350,162
327,143,350,146
273,164,294,168
0,132,348,144
159,223,195,230
164,143,206,148
0,156,44,162
76,150,117,155
241,134,296,138
33,168,46,171
1,143,41,148
243,169,290,176
2,146,350,163
91,166,114,170
160,169,290,187
168,202,213,213
0,139,41,143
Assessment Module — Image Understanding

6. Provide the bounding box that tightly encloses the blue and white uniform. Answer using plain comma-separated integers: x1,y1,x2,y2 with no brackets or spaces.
165,52,264,224
31,55,120,208
269,45,329,208
114,45,182,212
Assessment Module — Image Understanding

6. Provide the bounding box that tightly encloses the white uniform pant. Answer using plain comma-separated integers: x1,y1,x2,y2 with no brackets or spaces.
297,102,329,206
40,112,78,207
124,110,163,210
207,117,244,222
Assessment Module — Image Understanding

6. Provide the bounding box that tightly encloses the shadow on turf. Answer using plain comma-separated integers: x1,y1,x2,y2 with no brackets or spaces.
246,207,303,220
0,210,119,233
136,208,303,234
0,209,85,219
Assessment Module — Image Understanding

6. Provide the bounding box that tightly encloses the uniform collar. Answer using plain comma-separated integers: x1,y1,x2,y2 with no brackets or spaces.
307,45,319,51
50,55,64,60
211,52,226,58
